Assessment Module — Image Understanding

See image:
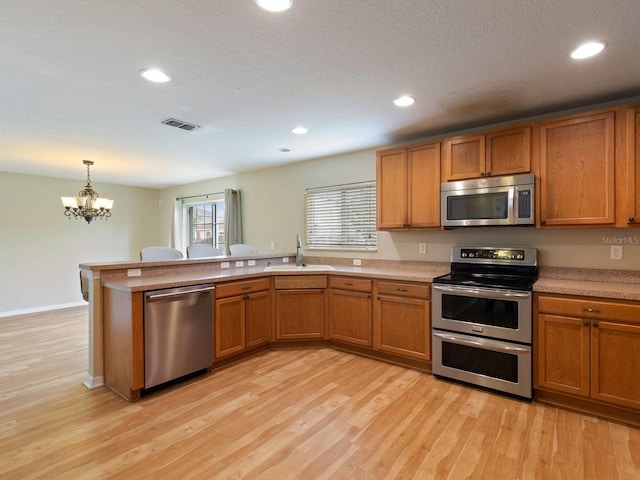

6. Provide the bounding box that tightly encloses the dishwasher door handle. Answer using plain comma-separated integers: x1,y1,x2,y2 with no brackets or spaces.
147,286,215,300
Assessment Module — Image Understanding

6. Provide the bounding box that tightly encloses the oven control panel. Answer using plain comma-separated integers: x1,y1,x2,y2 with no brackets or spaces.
453,247,537,266
460,248,524,260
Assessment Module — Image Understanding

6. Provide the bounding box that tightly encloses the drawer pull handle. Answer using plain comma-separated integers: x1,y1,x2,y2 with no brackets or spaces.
242,286,252,290
581,307,600,313
397,288,408,292
344,282,353,286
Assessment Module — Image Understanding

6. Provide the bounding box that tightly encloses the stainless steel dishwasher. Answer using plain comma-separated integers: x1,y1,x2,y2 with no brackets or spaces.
144,284,214,389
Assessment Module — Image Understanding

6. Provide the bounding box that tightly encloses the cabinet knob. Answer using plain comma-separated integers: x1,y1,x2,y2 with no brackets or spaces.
367,294,372,299
629,217,636,223
593,322,599,328
541,220,546,225
480,172,486,177
486,171,492,176
583,321,589,326
243,294,249,300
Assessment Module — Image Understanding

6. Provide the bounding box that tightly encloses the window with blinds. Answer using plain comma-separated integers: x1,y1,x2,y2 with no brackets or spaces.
305,181,377,251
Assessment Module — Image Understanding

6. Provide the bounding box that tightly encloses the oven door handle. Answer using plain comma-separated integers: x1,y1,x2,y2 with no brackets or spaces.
432,284,531,299
433,331,531,354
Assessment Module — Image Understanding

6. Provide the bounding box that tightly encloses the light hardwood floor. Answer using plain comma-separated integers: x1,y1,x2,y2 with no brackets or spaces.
1,307,639,479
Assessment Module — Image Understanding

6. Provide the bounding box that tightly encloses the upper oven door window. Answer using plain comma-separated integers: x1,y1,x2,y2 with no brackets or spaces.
442,293,521,328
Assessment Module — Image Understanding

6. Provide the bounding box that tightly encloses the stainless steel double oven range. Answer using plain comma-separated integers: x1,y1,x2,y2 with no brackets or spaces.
431,246,538,399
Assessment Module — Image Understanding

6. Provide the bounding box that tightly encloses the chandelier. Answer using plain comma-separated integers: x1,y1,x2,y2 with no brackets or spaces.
61,160,114,224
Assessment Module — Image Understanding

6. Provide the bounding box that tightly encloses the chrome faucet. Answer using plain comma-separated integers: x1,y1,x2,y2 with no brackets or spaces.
295,234,304,266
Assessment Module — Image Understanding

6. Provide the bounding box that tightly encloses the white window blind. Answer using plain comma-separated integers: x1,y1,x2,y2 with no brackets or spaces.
305,181,377,251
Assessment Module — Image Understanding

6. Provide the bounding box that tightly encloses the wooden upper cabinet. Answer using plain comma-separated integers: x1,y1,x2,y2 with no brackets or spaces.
443,126,531,181
624,105,640,226
539,110,616,227
376,142,440,230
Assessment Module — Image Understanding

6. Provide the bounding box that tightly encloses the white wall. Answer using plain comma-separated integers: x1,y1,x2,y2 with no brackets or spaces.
158,149,640,271
0,172,159,315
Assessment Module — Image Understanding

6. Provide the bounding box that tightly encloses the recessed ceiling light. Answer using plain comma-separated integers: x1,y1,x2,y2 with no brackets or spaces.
255,0,293,12
291,126,308,134
140,68,171,83
570,42,605,60
393,95,415,107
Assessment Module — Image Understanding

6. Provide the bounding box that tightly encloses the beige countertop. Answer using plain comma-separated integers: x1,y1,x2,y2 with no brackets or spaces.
535,266,640,301
97,256,640,301
101,263,451,293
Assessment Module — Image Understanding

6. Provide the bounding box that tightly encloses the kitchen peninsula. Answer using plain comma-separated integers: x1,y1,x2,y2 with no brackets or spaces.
82,254,640,425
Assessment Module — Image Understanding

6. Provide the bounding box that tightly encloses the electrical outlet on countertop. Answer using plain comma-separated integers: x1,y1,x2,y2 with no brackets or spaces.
282,257,289,263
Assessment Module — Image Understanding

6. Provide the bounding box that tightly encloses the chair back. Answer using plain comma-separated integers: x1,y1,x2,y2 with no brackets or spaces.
79,269,90,302
187,245,222,258
140,246,183,261
229,244,257,256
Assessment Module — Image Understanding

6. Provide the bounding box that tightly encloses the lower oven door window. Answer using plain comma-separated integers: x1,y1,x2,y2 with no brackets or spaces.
432,331,532,399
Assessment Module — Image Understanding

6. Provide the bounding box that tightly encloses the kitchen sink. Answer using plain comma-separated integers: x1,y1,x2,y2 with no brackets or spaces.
263,264,335,272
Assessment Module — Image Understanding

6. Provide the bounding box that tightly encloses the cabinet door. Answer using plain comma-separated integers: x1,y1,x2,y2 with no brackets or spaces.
376,148,408,229
444,134,485,181
374,295,430,360
214,295,245,359
539,111,616,226
591,320,640,409
536,313,590,397
625,106,640,225
329,289,372,346
486,126,531,176
276,289,326,339
408,143,441,228
245,290,272,348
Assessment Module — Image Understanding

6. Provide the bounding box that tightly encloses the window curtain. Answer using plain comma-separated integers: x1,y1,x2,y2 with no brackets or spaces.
223,189,243,255
171,197,186,253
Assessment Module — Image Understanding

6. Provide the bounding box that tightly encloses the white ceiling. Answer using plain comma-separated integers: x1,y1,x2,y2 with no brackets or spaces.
2,1,639,189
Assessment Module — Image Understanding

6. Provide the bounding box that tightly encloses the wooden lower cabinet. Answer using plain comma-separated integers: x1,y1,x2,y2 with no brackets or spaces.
214,278,272,360
275,275,327,340
329,276,372,346
102,287,144,401
536,293,640,410
373,281,431,361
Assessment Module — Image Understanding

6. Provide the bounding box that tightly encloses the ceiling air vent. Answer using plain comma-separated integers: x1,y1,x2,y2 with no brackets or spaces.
161,118,201,131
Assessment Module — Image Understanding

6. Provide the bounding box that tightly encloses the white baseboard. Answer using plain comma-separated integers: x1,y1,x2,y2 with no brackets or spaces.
84,375,105,389
0,301,87,318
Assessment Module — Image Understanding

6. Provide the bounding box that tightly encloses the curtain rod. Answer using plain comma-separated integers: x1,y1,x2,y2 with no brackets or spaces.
176,190,235,201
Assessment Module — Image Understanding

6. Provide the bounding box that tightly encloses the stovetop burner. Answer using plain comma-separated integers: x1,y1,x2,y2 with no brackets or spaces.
433,246,538,291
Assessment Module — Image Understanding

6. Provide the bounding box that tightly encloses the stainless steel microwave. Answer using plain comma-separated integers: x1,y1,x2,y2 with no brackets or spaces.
441,174,535,227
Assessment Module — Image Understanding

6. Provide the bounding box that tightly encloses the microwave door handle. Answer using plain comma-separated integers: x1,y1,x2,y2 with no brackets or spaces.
508,186,515,223
433,332,530,354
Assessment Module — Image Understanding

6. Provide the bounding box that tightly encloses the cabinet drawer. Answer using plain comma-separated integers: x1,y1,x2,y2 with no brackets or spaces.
216,277,271,298
376,281,430,299
537,295,640,323
274,275,327,290
329,276,372,293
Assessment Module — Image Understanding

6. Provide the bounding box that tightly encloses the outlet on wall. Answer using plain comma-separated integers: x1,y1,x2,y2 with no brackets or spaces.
419,243,427,254
270,241,276,251
611,245,623,260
